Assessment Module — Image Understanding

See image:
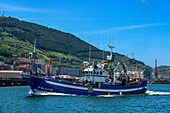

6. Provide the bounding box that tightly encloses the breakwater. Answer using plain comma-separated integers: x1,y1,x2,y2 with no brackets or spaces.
0,79,27,87
148,79,170,84
150,81,170,84
0,70,27,87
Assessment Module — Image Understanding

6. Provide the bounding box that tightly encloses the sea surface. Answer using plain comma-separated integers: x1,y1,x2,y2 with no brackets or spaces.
0,84,170,113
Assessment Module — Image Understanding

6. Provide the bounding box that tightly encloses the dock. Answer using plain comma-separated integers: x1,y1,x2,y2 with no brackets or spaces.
150,81,170,84
148,79,170,84
0,70,27,87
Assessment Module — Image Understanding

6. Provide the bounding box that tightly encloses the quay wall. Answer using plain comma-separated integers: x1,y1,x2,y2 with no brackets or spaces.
0,70,27,87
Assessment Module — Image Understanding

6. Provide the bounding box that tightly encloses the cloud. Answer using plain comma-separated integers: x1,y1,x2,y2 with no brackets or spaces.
76,23,164,35
0,3,50,13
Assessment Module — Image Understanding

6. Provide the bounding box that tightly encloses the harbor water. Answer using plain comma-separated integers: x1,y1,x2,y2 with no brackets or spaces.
0,84,170,113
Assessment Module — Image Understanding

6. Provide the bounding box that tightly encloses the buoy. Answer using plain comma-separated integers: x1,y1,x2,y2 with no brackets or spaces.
119,92,122,95
107,92,110,95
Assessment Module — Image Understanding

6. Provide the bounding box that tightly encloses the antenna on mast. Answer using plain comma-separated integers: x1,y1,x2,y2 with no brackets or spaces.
102,34,105,61
113,34,116,48
34,38,37,53
29,38,38,74
107,33,115,61
111,33,113,46
89,40,91,62
29,38,37,59
107,45,115,60
2,11,5,17
131,53,134,59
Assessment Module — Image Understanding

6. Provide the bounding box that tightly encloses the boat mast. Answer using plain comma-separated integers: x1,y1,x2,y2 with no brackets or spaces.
102,34,105,61
56,60,59,77
108,34,115,82
31,38,37,74
108,45,114,60
107,45,115,81
34,38,37,53
48,56,51,77
89,42,91,63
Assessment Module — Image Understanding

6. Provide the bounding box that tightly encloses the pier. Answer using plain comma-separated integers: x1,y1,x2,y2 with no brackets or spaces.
0,70,27,87
150,81,170,84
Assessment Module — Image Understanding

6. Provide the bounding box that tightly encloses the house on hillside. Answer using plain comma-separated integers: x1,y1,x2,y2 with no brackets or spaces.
16,58,32,65
14,58,41,71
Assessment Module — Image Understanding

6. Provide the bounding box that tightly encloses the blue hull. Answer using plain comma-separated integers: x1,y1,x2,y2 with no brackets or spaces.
21,73,147,96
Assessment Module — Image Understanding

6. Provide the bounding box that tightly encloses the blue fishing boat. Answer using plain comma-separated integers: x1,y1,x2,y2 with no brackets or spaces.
21,39,147,96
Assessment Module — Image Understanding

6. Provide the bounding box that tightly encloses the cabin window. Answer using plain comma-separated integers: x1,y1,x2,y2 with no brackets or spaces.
97,72,99,75
100,72,102,75
85,71,88,74
94,71,96,74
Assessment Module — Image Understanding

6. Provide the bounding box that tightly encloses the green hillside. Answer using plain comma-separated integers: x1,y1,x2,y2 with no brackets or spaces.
157,66,170,79
0,16,152,77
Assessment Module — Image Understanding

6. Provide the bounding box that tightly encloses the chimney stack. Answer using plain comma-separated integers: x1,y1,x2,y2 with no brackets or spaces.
155,59,158,79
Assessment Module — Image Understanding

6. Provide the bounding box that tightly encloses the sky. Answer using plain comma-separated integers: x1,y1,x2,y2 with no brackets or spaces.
0,0,170,67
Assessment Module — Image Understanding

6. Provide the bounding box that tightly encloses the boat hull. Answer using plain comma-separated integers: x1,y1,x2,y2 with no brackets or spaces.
21,73,147,96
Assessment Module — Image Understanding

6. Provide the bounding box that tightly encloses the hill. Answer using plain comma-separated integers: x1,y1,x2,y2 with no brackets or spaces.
157,66,170,79
0,16,151,77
